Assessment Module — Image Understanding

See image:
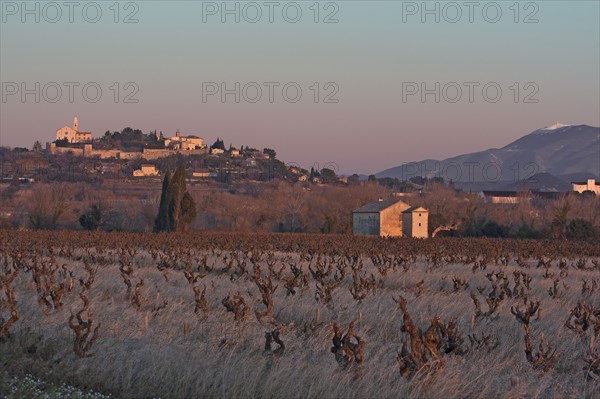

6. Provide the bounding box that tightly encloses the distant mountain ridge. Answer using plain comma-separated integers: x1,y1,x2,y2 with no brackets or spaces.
501,172,573,192
376,124,599,191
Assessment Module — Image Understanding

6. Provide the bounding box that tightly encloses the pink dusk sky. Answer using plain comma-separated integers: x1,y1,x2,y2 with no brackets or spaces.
1,1,598,174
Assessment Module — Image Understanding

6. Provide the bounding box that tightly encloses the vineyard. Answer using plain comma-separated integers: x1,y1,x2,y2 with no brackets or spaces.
1,230,599,398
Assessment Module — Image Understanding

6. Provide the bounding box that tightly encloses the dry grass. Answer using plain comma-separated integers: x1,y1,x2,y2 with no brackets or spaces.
0,231,599,398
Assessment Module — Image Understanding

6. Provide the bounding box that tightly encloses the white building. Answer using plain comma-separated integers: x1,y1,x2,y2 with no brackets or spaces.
481,191,525,204
192,171,210,178
572,179,600,195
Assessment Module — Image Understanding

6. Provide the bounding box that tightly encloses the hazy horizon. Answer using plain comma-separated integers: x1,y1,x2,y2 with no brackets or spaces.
1,1,599,174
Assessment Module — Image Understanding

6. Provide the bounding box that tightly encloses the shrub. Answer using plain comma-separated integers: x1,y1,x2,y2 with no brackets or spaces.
566,218,597,240
79,204,104,231
515,221,543,239
462,218,509,238
28,184,69,230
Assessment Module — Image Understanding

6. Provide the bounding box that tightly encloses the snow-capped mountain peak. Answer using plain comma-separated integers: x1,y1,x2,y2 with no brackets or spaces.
529,122,572,135
543,122,571,131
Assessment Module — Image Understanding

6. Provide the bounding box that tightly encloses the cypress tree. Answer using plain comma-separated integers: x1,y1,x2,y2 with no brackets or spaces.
180,192,197,230
167,166,183,230
154,171,171,232
154,166,196,232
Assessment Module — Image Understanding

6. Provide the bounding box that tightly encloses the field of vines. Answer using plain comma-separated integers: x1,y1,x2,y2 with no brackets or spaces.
1,230,599,398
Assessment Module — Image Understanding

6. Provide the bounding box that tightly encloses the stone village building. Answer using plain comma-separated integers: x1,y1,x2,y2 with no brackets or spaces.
133,164,159,177
164,131,206,150
55,117,92,143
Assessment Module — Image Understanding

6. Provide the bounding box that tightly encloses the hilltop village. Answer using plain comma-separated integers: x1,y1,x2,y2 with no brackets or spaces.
51,117,209,161
11,117,355,185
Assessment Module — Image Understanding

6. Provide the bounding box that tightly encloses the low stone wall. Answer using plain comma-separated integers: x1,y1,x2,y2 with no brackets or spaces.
54,146,84,156
143,149,174,160
48,143,207,160
119,152,143,160
91,150,120,159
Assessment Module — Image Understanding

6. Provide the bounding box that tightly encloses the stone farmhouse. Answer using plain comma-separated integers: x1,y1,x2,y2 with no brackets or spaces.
572,179,600,195
352,198,429,238
55,117,92,143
